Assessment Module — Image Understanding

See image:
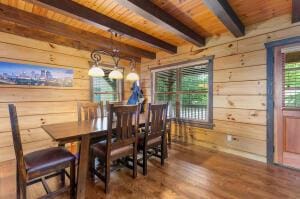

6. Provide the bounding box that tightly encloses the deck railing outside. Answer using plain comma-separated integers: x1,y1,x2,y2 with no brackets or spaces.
163,103,208,122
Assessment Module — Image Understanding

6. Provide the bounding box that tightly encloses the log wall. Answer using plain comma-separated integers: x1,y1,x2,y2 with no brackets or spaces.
0,32,133,163
140,14,300,162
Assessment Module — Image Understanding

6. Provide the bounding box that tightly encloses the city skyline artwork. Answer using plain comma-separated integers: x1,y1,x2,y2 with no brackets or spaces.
0,61,73,87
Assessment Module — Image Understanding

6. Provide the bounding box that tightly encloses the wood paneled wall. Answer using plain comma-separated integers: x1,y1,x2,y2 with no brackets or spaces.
140,14,300,162
0,32,133,163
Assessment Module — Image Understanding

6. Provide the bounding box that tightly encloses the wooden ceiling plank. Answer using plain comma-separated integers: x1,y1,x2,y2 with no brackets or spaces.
0,3,156,60
202,0,245,37
292,0,300,23
26,0,177,54
115,0,205,47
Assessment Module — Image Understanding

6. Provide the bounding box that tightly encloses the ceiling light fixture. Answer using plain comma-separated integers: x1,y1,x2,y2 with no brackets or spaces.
88,51,105,77
126,58,139,81
89,30,138,80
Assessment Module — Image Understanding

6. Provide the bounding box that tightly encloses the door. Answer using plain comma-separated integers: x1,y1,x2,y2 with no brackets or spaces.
274,43,300,169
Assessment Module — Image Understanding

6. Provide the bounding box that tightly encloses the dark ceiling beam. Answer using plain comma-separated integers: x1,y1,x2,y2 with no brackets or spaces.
26,0,177,54
292,0,300,23
115,0,205,47
202,0,245,37
0,3,155,60
0,20,145,62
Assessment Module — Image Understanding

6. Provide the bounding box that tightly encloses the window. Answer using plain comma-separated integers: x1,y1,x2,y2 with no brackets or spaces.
91,68,123,102
152,58,213,127
283,51,300,108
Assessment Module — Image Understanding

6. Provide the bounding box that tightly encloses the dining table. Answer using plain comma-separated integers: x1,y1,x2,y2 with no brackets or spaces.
41,114,168,199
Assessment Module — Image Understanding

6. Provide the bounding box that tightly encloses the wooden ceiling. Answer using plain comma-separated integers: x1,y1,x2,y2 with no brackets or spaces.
0,0,293,59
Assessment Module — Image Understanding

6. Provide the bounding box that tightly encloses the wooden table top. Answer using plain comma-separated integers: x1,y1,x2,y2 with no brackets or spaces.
42,114,147,143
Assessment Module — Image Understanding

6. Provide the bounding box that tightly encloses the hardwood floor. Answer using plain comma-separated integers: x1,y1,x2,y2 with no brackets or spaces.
1,143,300,199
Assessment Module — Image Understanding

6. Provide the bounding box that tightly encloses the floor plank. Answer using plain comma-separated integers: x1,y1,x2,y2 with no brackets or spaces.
1,143,300,199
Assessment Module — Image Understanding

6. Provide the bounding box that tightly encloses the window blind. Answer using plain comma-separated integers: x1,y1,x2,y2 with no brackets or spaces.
155,68,177,117
92,68,121,102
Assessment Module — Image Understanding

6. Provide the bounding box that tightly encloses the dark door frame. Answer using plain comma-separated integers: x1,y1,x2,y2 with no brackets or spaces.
265,36,300,164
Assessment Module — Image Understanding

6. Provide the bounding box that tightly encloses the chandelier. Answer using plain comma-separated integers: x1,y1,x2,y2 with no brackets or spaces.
88,30,139,81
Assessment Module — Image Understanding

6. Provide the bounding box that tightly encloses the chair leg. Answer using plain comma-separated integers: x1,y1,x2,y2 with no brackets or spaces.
70,160,76,199
105,161,111,193
58,143,66,186
167,128,171,146
89,150,95,180
20,179,27,199
161,141,165,166
133,143,137,178
142,147,148,176
60,169,65,186
16,167,20,199
164,135,168,159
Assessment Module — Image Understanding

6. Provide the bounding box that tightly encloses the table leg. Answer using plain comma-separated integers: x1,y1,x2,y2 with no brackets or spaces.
76,135,90,199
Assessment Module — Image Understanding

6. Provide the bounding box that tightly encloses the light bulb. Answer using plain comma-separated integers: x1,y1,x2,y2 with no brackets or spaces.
126,72,139,81
88,66,105,77
109,69,123,79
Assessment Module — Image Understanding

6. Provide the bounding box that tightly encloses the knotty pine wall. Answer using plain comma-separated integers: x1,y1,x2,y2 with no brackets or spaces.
140,14,300,162
0,32,134,163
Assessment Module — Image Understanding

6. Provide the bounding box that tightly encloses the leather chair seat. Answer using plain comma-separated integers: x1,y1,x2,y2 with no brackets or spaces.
91,139,133,161
24,147,75,180
138,133,162,149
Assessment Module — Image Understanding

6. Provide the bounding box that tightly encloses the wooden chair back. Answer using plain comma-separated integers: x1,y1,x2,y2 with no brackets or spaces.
144,103,168,141
8,104,27,179
106,104,140,150
106,101,124,106
104,101,124,116
77,102,104,121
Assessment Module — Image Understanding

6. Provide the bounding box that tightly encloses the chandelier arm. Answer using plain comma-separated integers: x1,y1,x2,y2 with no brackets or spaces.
91,50,104,65
91,30,136,77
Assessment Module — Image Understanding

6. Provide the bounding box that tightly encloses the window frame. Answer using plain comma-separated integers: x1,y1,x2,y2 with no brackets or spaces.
90,65,124,102
151,56,214,129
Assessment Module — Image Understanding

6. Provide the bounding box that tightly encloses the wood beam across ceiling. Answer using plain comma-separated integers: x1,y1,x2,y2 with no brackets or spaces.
0,19,144,62
292,0,300,23
115,0,205,47
26,0,177,54
202,0,245,37
0,3,156,60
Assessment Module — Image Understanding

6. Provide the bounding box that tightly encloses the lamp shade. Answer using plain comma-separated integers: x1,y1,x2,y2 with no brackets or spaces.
109,69,123,79
126,72,139,81
88,66,105,77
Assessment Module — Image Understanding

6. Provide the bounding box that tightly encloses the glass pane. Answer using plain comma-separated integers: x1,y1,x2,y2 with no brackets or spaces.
93,93,118,102
284,51,300,108
154,93,176,118
180,64,208,92
92,68,120,102
180,93,208,121
155,69,177,93
180,64,209,121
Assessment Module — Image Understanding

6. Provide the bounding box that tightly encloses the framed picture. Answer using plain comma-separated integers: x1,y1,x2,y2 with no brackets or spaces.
0,61,73,87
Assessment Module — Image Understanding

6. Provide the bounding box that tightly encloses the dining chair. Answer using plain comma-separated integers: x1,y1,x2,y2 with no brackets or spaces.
8,104,76,199
77,102,106,172
77,101,104,121
138,103,168,176
104,101,124,116
90,104,140,193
